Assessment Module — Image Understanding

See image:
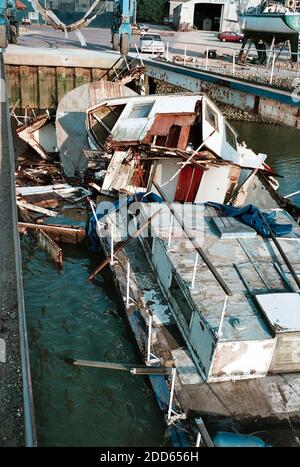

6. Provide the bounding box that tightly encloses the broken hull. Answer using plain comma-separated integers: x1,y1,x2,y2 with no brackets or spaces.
56,81,137,177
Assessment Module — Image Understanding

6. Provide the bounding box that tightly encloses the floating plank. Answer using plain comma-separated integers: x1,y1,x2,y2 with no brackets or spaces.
212,216,257,239
17,201,58,217
70,359,169,375
19,222,86,245
36,229,63,269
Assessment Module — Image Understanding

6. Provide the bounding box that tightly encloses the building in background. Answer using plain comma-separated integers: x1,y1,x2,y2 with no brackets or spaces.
170,0,260,33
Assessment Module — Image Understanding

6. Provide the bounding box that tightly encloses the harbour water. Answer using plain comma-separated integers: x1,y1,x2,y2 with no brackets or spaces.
22,237,166,447
233,121,300,206
21,122,300,447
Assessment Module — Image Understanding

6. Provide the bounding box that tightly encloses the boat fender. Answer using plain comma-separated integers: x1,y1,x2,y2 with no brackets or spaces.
212,431,270,447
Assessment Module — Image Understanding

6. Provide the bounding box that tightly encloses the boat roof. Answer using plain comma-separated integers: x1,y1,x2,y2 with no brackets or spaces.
142,203,300,343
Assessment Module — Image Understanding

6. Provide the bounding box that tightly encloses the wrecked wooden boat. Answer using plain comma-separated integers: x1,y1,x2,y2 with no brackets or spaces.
85,93,300,446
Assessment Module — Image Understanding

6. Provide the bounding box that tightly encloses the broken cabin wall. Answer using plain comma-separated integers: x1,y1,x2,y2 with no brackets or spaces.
208,338,277,382
33,123,57,153
194,165,231,204
153,159,182,203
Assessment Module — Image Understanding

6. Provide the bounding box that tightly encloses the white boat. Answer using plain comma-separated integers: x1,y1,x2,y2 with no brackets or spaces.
86,93,271,202
85,92,300,446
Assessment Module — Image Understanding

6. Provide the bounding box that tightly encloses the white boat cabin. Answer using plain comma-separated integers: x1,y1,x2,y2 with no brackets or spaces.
87,94,267,204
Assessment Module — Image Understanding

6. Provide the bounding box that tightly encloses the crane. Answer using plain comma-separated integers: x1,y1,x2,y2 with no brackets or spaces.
0,0,26,48
112,0,137,55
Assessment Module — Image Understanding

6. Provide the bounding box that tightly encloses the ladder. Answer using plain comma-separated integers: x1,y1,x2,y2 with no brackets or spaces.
99,54,145,85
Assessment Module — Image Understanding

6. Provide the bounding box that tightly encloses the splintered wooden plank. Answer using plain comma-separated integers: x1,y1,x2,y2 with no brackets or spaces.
212,216,257,239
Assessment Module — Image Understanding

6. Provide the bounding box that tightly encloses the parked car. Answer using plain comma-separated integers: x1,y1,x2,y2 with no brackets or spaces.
22,17,31,26
138,23,149,32
218,31,244,43
140,33,165,54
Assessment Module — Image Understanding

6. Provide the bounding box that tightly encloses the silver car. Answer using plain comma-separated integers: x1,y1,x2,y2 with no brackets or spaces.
140,33,165,54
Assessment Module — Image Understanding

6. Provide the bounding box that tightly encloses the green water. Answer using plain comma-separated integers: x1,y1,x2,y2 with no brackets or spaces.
22,121,300,447
22,237,165,447
233,121,300,206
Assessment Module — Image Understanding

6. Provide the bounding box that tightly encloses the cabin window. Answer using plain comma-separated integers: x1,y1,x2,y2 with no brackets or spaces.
170,274,194,325
205,104,219,131
129,102,154,118
225,124,237,150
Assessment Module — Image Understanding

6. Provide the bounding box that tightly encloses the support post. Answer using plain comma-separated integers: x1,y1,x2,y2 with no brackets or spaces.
126,261,130,309
196,432,201,447
166,42,169,62
270,52,276,84
195,417,214,447
217,295,228,338
147,314,153,365
167,367,177,422
205,47,209,70
190,252,199,291
232,50,236,75
184,44,187,66
110,222,114,266
167,214,174,249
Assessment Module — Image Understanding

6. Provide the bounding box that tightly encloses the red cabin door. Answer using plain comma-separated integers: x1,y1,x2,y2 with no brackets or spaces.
174,165,204,203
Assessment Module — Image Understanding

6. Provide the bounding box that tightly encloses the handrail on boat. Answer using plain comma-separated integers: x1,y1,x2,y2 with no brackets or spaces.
153,182,233,297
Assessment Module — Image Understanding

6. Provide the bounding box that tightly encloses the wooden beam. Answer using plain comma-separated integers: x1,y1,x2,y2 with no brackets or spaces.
19,222,86,245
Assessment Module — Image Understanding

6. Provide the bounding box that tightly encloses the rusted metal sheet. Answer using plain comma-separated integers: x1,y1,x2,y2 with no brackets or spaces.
147,113,196,136
258,97,300,129
144,60,300,128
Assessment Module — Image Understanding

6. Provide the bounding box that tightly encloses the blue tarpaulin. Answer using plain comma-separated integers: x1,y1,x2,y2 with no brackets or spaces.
87,192,163,252
205,202,293,238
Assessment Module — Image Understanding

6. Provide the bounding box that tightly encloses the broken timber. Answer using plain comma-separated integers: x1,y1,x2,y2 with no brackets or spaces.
70,359,169,376
19,223,86,245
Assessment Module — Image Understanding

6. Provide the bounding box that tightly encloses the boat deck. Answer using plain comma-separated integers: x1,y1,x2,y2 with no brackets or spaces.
147,203,300,343
100,201,300,443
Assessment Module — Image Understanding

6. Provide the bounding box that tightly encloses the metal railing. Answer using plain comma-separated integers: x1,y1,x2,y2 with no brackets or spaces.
134,37,300,88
